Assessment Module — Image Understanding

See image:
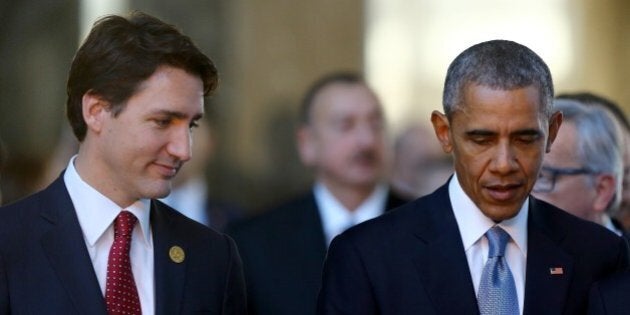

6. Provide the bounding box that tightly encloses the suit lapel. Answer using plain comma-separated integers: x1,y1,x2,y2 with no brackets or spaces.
152,200,187,315
523,198,573,315
39,176,107,315
411,184,480,314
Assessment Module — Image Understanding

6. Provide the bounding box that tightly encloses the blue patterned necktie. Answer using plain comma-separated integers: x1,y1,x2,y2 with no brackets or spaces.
478,226,519,315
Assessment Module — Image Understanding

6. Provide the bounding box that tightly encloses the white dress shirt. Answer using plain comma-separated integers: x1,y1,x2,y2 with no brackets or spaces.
603,214,624,236
314,182,388,246
64,156,155,314
450,174,528,314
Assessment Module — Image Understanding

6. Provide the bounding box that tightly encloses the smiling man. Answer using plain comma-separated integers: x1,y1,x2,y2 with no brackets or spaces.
0,12,245,314
317,40,629,315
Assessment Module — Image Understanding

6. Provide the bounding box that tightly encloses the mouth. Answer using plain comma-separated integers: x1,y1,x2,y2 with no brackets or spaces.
153,162,180,178
484,183,523,202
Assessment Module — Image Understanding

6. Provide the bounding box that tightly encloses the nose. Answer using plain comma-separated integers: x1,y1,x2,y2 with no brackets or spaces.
356,123,379,148
490,141,518,174
167,126,192,162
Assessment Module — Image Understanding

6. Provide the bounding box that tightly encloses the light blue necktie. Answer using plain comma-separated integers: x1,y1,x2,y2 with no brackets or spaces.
478,226,519,315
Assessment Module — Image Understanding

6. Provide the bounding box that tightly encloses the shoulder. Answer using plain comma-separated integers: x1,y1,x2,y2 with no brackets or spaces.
334,189,446,250
532,198,625,245
152,200,237,252
0,180,66,234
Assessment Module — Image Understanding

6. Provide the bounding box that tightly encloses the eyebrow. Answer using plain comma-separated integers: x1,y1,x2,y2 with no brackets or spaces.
466,129,496,137
152,110,203,121
465,129,542,137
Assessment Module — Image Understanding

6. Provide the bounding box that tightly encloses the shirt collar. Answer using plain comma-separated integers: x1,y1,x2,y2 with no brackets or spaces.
63,155,152,248
449,173,528,256
314,181,388,244
603,214,624,236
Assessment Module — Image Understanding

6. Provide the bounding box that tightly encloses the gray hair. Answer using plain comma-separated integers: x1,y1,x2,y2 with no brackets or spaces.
443,40,554,118
554,98,624,214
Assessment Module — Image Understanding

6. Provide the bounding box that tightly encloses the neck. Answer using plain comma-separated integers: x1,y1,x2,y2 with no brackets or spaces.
75,145,135,208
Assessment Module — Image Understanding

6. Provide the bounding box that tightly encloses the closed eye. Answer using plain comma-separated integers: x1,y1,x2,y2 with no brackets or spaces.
153,118,172,128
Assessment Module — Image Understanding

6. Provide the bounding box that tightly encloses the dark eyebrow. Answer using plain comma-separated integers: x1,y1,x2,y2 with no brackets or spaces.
153,110,203,121
466,129,496,137
511,129,541,137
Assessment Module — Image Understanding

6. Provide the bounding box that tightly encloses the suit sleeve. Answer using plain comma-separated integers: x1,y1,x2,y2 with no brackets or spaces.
221,234,247,315
317,234,378,315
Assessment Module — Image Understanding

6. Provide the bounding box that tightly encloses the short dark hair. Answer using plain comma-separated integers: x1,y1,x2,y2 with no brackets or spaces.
299,71,364,124
443,40,554,118
66,11,218,141
557,92,629,133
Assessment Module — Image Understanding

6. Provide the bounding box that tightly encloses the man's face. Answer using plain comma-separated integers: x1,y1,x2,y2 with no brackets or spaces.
432,84,561,222
88,66,204,207
532,122,602,222
298,83,386,191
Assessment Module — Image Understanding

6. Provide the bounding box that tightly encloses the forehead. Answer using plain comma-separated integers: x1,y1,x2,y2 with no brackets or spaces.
453,84,545,127
126,66,204,115
311,83,382,121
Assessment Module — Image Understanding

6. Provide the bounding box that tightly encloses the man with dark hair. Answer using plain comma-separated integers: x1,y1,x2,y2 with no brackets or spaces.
0,12,246,314
318,40,628,314
227,71,408,315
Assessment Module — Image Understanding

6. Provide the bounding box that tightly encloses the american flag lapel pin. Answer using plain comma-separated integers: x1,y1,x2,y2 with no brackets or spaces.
549,267,564,275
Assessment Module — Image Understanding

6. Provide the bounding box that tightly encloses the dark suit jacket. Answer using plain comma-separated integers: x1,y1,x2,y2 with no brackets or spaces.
0,174,247,314
226,190,408,315
318,182,629,315
588,271,630,315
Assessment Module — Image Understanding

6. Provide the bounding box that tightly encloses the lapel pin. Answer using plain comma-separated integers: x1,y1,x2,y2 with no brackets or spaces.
169,245,185,263
549,267,564,275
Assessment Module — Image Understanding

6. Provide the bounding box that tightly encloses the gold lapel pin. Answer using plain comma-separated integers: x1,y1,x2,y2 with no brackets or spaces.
169,245,185,263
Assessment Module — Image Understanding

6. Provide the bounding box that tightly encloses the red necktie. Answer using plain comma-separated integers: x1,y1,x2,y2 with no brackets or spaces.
105,211,142,315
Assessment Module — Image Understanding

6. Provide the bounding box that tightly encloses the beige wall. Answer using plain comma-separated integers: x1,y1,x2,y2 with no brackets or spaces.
0,0,627,211
560,0,630,108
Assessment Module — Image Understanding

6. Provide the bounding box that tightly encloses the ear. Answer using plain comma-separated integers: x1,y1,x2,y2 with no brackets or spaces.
297,125,317,166
430,111,453,153
592,173,617,213
545,111,563,153
82,91,110,135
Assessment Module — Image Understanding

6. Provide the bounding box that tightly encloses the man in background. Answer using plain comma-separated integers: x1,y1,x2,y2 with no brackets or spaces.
0,12,246,314
227,72,408,315
557,92,630,231
532,98,626,237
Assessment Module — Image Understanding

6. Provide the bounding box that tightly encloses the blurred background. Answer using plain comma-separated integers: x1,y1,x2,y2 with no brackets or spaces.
1,0,628,213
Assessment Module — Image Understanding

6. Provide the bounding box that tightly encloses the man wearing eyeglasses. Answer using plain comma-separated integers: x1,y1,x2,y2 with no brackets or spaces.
532,98,627,238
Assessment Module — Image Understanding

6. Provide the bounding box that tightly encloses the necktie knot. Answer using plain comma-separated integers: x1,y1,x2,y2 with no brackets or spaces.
114,211,137,239
486,226,510,258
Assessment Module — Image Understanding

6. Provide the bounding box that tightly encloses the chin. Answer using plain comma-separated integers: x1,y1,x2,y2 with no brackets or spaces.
482,207,521,222
142,183,172,200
